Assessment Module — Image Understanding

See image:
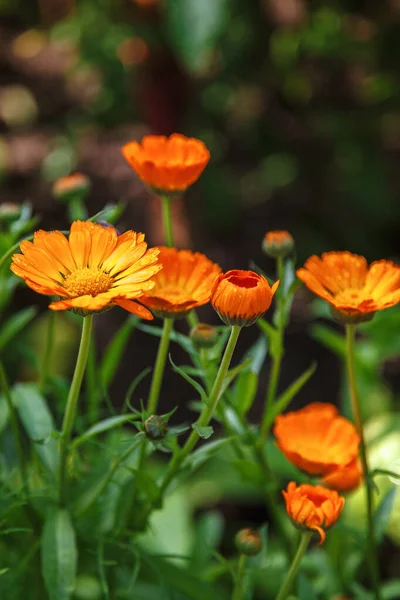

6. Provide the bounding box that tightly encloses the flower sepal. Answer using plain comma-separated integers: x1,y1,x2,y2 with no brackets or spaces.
331,306,375,325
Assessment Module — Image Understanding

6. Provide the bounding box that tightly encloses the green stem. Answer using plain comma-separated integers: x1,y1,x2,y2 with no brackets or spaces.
232,554,247,600
345,324,381,600
159,325,242,496
187,310,199,330
161,195,174,247
86,338,98,423
69,196,88,222
38,311,55,393
275,531,312,600
147,318,174,415
260,256,285,439
58,315,93,504
0,361,27,488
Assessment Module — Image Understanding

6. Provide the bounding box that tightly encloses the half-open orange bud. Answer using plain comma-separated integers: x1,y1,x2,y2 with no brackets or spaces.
283,481,345,544
211,270,279,327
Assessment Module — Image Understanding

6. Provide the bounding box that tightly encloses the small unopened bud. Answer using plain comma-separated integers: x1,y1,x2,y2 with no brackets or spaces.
190,323,218,349
0,202,22,223
52,172,91,202
234,528,262,556
262,230,294,259
144,415,168,441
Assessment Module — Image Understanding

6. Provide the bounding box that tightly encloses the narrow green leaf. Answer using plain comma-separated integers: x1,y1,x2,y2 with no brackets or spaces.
266,362,317,427
311,324,345,358
13,383,58,474
169,355,207,401
71,415,139,449
138,322,195,355
41,508,77,600
375,487,397,542
100,317,138,389
192,423,214,439
0,307,37,352
123,366,152,412
382,579,400,600
234,336,267,415
257,317,276,340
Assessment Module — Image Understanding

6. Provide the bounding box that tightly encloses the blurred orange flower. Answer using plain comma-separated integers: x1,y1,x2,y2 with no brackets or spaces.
321,458,362,492
273,402,360,475
283,481,345,544
262,230,294,258
140,246,221,318
122,134,210,194
11,221,161,317
297,251,400,321
211,270,279,327
52,173,90,200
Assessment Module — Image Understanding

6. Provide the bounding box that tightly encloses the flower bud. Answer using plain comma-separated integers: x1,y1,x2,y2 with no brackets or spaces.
262,230,294,258
190,323,218,349
234,528,262,556
144,415,168,441
52,173,91,202
0,202,22,224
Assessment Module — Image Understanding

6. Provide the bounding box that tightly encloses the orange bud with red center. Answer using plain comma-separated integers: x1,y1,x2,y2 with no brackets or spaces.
211,270,279,327
283,481,345,544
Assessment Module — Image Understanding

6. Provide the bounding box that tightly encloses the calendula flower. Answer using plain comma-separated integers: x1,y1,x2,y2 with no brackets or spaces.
321,458,362,492
140,246,221,318
211,270,279,327
273,402,360,475
297,251,400,323
122,133,210,194
262,230,294,258
11,220,161,318
52,173,91,201
283,481,345,544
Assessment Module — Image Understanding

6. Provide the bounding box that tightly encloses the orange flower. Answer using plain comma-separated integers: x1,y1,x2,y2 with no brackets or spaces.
321,458,362,492
139,246,221,318
52,173,90,200
211,270,279,327
122,134,210,194
11,221,161,318
262,230,294,258
283,481,345,543
273,403,360,475
297,251,400,322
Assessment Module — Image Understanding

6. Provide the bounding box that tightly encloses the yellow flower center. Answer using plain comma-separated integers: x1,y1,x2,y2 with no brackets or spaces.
64,267,112,298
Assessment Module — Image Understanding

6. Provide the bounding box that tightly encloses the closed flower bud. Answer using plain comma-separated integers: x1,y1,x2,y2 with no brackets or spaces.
144,415,168,440
262,230,294,258
0,202,22,224
52,173,91,202
234,528,262,556
190,323,218,349
211,269,279,327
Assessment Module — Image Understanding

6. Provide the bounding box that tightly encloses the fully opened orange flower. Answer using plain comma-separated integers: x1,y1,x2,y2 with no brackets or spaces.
283,481,345,543
274,403,360,475
140,246,221,318
321,458,362,492
11,221,161,318
297,251,400,322
122,134,210,194
211,270,279,327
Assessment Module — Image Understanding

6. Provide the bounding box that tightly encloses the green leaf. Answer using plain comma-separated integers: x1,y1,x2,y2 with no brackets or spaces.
0,307,37,352
232,459,263,484
41,508,77,600
233,336,267,415
138,322,195,355
71,415,140,449
100,316,138,389
221,359,251,396
311,324,345,358
192,423,214,439
169,355,207,402
265,362,317,427
298,574,319,600
375,487,397,542
190,511,224,572
382,580,400,600
13,383,58,474
164,0,229,73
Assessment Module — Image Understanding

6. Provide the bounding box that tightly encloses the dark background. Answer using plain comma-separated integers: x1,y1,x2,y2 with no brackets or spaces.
2,0,400,417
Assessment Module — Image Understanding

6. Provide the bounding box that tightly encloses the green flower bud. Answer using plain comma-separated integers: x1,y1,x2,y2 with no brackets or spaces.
0,202,22,224
52,172,91,203
190,323,218,349
234,528,262,556
144,415,168,441
262,230,294,259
